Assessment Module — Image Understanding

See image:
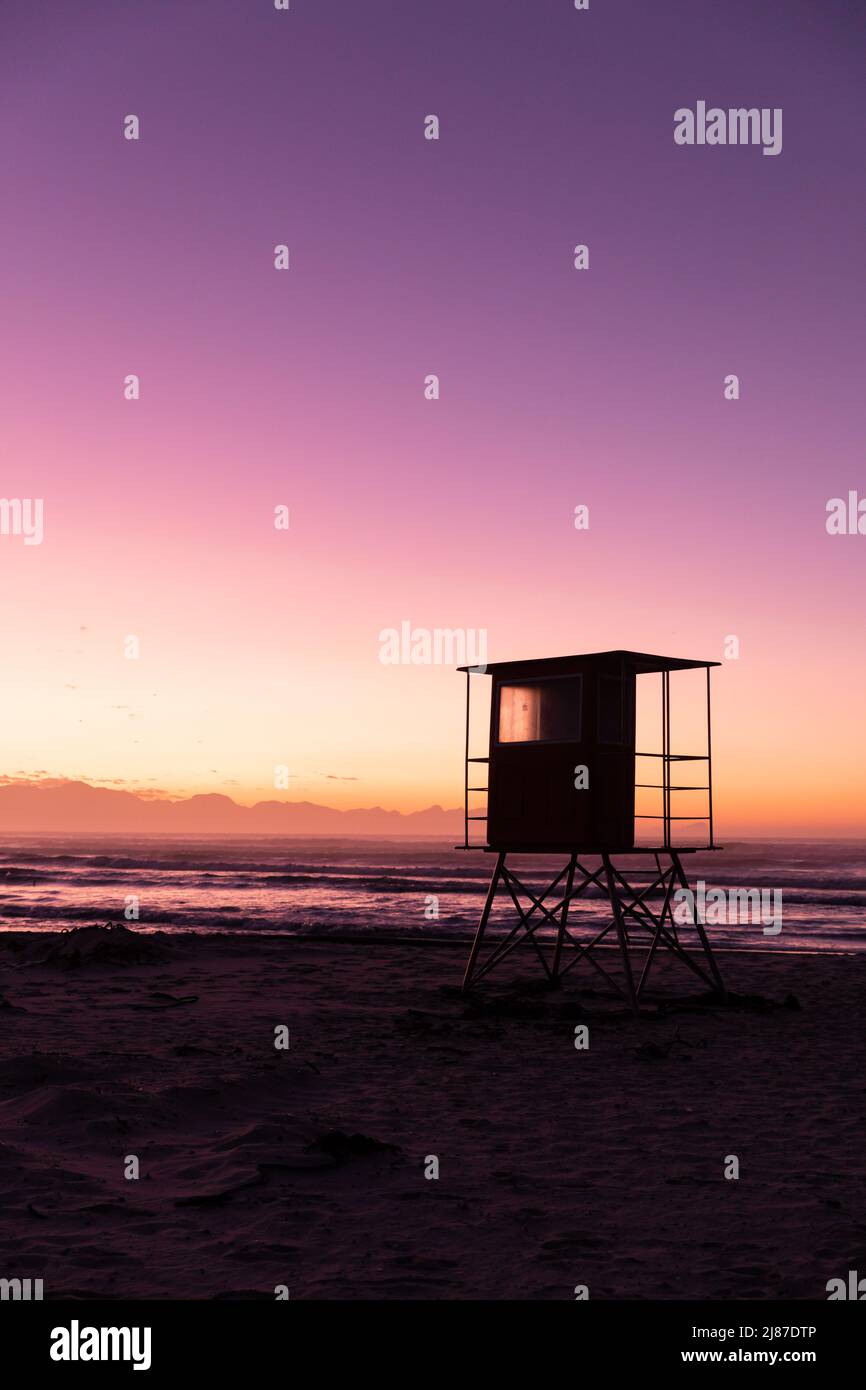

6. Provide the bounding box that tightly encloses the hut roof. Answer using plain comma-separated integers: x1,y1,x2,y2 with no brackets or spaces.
458,650,720,675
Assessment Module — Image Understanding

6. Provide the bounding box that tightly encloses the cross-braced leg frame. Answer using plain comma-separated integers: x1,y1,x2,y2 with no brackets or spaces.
461,852,726,1013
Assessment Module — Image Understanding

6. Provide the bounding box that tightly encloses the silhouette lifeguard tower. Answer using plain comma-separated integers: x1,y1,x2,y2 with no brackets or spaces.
457,651,725,1011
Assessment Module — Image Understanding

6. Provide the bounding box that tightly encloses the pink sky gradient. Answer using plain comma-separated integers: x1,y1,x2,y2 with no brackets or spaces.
1,0,864,834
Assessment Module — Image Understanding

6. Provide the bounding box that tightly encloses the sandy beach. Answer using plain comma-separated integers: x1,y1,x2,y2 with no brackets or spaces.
0,926,863,1301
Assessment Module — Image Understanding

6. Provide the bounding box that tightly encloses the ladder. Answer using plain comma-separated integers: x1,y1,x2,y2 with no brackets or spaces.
459,668,488,850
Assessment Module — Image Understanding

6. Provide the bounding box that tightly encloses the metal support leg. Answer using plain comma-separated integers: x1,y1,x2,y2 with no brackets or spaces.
671,851,726,997
603,853,639,1016
461,851,505,992
551,853,577,982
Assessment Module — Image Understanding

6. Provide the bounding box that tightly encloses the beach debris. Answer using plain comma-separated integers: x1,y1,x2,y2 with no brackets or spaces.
462,993,547,1020
25,924,170,970
145,991,199,1008
307,1130,401,1165
720,990,802,1014
655,989,802,1016
437,985,465,1000
632,1028,708,1060
174,1173,266,1208
556,1000,588,1020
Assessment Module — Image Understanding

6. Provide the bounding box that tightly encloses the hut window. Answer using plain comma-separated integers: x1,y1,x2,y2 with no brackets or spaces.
497,677,582,743
597,675,624,743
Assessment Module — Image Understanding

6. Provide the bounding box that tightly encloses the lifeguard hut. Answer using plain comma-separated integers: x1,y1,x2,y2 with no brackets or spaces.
458,650,725,1011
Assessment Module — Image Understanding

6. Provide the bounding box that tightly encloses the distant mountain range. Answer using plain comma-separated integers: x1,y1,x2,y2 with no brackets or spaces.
0,780,465,837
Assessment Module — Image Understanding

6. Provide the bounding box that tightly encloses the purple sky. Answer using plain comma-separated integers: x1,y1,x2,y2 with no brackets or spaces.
1,0,864,832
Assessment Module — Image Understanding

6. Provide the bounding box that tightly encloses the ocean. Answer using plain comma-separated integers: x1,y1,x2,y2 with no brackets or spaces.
0,837,864,952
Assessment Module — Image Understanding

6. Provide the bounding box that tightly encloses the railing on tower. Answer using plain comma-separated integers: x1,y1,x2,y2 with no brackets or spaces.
634,666,715,848
459,663,716,852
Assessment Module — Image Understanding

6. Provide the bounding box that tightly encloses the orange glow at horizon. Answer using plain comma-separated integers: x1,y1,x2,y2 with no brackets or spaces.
2,612,865,837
